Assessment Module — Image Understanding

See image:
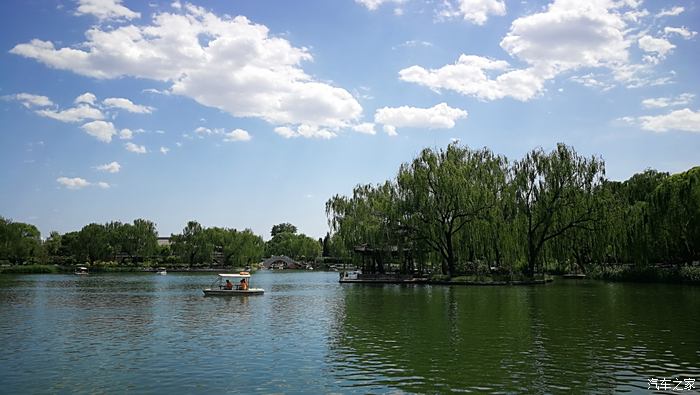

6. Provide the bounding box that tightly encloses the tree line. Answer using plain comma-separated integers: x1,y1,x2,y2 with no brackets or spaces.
0,217,322,268
326,143,699,279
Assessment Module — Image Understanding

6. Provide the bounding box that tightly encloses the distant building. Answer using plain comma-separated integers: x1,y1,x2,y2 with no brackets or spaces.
157,236,171,247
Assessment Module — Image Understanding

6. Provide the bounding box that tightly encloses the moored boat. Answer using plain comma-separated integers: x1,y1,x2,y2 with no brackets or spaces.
203,272,264,296
156,267,167,275
74,266,89,275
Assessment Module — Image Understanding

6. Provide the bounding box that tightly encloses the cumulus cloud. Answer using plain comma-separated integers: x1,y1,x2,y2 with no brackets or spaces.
103,97,154,113
75,0,140,21
56,177,90,189
352,122,377,135
74,92,97,105
638,35,675,56
400,55,545,101
438,0,506,25
656,6,684,18
383,125,398,136
635,108,700,133
81,120,116,142
374,103,468,134
119,128,133,140
36,104,104,123
401,0,672,100
96,181,111,189
274,125,336,139
96,161,121,173
10,5,362,135
664,26,697,40
223,129,252,142
641,93,694,109
125,142,147,153
6,93,53,108
160,146,170,154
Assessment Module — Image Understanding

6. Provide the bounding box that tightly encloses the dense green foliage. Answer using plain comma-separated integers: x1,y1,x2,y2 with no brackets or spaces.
169,221,265,267
1,217,322,269
326,143,700,279
265,224,322,260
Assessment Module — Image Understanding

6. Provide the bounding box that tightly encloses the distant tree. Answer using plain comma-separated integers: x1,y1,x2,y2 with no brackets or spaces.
43,231,62,260
0,218,41,264
265,231,321,261
77,223,110,263
322,233,331,257
271,223,297,237
170,221,213,265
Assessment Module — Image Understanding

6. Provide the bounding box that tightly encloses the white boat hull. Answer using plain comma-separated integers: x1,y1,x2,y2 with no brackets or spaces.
203,288,264,296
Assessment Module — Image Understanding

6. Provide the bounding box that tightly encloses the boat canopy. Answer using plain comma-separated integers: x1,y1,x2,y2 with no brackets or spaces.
218,273,250,278
77,266,88,270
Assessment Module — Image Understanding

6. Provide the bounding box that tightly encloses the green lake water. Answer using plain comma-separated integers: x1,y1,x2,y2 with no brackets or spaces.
0,271,698,394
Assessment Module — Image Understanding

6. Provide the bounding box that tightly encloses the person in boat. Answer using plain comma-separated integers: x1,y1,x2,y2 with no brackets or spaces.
239,278,248,290
225,279,233,290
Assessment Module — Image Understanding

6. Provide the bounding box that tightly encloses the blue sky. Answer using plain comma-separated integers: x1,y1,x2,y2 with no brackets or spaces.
1,0,699,240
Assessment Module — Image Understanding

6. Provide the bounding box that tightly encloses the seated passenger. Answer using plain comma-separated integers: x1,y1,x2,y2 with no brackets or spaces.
224,279,233,290
240,278,248,290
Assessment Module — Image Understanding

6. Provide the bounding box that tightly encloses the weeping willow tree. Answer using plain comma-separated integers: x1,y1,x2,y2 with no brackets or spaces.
512,144,606,276
325,142,698,279
395,144,508,276
326,181,402,273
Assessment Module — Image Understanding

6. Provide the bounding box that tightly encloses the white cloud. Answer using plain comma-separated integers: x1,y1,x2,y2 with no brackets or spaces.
656,6,684,18
636,108,700,133
103,97,154,113
75,0,140,21
570,73,615,91
399,55,545,101
125,142,147,153
81,120,116,142
401,0,676,100
160,146,170,154
119,128,133,140
375,103,468,134
57,177,90,189
223,129,252,142
274,126,297,139
438,0,506,25
74,92,97,105
664,26,697,40
638,35,675,56
96,161,121,173
499,1,629,72
7,93,54,108
394,40,434,50
10,6,362,131
96,181,111,189
274,125,336,139
36,104,104,123
352,122,376,135
195,126,214,135
383,125,398,136
641,93,694,109
355,0,405,11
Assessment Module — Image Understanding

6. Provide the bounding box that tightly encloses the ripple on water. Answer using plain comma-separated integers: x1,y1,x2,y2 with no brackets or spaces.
1,273,699,394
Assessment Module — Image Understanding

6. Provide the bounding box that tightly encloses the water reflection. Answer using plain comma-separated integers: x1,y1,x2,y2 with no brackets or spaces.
1,273,698,394
329,281,700,394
